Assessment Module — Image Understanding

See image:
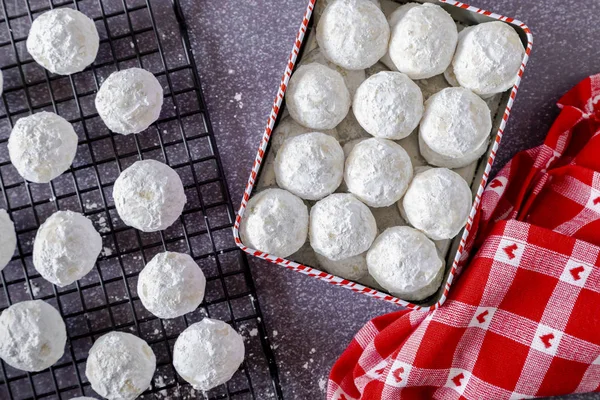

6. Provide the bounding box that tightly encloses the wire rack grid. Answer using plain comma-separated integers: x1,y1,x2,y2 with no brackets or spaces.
0,0,282,399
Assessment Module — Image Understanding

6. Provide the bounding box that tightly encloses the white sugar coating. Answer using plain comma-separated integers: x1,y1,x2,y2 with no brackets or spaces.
239,189,308,258
388,3,457,80
95,68,164,135
419,87,492,168
8,112,78,183
419,134,489,169
26,9,99,75
310,193,377,261
286,63,350,130
353,71,424,140
270,115,338,155
345,138,413,208
301,48,366,99
313,0,381,21
452,22,525,97
173,318,245,391
86,332,156,400
137,252,206,319
402,168,472,240
113,159,186,232
367,226,444,301
275,132,344,200
33,210,102,287
0,300,66,372
380,3,420,71
316,0,390,70
336,112,369,143
315,252,368,281
0,210,16,271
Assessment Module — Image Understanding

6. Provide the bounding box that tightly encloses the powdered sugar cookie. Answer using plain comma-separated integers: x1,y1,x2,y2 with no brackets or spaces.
301,48,366,99
270,115,338,155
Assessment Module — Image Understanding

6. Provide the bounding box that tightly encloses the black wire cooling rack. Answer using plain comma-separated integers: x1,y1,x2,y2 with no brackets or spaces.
0,0,283,399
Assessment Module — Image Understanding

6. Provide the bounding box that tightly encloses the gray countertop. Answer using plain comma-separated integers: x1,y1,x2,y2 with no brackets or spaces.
181,1,600,399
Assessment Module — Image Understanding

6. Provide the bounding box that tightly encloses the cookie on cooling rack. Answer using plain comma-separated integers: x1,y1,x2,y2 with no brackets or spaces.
0,210,16,272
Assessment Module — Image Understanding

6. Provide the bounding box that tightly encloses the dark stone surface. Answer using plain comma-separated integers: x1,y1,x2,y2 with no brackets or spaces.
180,0,600,399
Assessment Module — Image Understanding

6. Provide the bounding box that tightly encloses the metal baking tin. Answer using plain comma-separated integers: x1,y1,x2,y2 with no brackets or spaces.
233,0,533,310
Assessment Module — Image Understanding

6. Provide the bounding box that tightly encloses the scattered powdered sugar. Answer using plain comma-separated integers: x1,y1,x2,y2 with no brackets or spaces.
113,159,186,232
24,281,41,297
173,318,245,391
95,68,164,135
101,247,113,257
0,300,66,372
8,112,78,184
317,0,389,70
248,328,258,337
86,331,156,400
33,211,102,287
240,188,308,258
310,193,377,261
26,9,99,75
367,226,444,301
319,377,328,392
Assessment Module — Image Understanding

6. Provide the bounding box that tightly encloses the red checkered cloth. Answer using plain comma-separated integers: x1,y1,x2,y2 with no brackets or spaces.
327,74,600,400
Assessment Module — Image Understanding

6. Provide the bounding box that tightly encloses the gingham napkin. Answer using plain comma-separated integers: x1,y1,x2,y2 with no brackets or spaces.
327,74,600,400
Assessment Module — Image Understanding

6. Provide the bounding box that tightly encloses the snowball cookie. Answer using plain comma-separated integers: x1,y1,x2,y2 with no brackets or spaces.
367,226,444,301
137,252,206,319
86,332,156,400
270,115,338,155
316,252,368,281
345,138,413,208
310,193,377,261
274,132,344,200
239,189,308,258
300,48,366,99
316,0,390,70
33,210,102,287
95,68,164,134
388,3,458,80
113,159,186,232
0,210,16,271
379,2,420,71
419,87,492,168
173,318,245,391
8,112,78,183
0,300,66,372
353,71,424,140
27,9,99,75
453,22,525,97
402,168,472,240
286,63,350,130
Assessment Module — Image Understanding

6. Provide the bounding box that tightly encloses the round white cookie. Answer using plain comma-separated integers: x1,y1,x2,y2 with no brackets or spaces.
33,210,102,287
95,68,164,134
270,115,338,155
316,252,368,281
367,226,444,301
8,112,78,183
310,193,377,261
0,210,16,271
113,159,186,232
239,188,308,258
401,168,472,240
419,87,492,168
353,71,424,140
388,3,457,80
27,9,99,75
86,332,156,400
275,132,344,200
286,63,350,130
452,21,525,97
300,48,366,99
0,300,66,372
173,318,245,391
345,138,413,207
316,0,390,70
137,252,206,319
380,2,420,71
